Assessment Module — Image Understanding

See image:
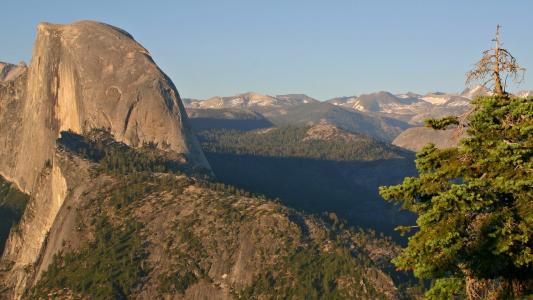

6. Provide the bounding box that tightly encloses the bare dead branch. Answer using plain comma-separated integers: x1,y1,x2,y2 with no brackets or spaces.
465,25,526,95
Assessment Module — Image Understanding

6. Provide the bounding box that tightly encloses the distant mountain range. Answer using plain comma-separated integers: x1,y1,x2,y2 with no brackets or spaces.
317,87,489,125
186,107,273,131
183,87,494,126
183,86,532,147
183,92,319,116
185,92,411,142
184,86,532,123
180,87,470,144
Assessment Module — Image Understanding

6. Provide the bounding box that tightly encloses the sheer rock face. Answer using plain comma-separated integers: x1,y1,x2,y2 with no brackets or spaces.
0,20,210,191
0,20,210,298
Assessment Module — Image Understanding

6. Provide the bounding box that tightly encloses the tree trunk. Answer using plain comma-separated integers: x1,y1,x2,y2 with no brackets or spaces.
493,67,503,95
465,276,529,300
465,276,483,300
493,25,504,95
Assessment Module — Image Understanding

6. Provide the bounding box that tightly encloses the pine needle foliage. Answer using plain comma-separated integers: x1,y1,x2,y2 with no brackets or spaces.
380,95,533,299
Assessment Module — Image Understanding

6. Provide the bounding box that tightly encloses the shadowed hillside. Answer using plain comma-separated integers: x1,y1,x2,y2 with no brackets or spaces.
197,125,417,239
0,177,29,256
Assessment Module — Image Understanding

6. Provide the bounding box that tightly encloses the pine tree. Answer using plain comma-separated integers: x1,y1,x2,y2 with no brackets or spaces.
381,27,531,298
380,94,533,299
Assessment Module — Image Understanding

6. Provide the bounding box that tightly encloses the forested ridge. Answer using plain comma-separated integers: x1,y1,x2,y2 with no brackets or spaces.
25,130,417,299
198,125,410,162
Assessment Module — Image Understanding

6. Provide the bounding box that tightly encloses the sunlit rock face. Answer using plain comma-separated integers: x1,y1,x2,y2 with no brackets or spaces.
1,20,211,191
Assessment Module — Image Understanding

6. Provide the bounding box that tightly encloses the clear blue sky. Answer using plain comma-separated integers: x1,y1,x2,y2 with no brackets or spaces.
2,0,532,100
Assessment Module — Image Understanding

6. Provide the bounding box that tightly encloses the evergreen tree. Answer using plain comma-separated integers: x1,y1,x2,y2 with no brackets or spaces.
380,95,533,299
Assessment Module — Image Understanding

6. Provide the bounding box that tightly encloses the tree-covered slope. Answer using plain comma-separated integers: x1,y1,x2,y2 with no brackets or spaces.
198,123,410,161
0,130,416,299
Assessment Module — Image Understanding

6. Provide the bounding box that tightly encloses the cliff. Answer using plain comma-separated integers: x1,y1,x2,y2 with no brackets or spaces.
1,20,209,193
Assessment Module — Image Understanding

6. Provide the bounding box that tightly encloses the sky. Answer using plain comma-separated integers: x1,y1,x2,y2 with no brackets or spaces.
2,0,533,100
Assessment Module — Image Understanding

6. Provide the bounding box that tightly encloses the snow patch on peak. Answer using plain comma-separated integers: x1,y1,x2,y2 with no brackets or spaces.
420,95,450,105
350,100,366,112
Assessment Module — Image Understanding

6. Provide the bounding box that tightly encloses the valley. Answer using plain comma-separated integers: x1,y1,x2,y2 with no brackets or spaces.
0,20,423,299
196,124,417,238
0,9,531,299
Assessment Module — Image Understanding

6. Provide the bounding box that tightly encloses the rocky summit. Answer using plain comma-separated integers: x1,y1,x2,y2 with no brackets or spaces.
392,126,464,151
1,20,210,192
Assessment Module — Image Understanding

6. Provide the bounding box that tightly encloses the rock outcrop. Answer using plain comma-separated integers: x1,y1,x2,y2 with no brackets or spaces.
0,20,210,298
1,20,210,192
392,126,463,151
